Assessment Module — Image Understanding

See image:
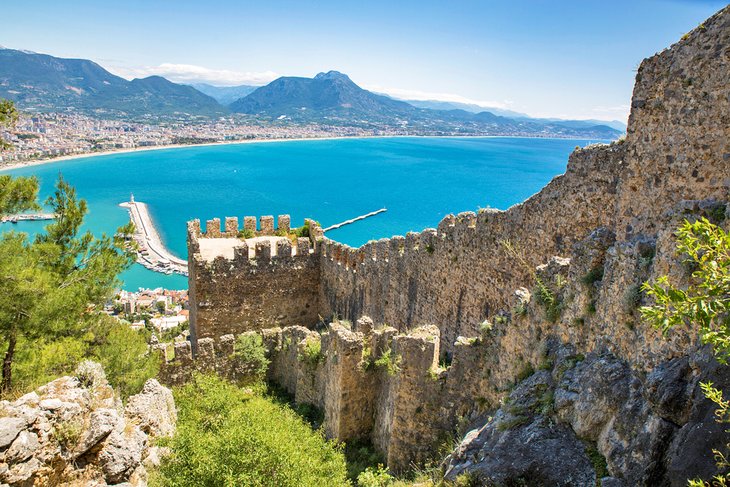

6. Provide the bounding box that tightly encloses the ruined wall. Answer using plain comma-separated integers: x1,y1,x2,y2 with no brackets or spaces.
318,7,729,366
179,8,730,482
187,216,323,350
319,142,625,353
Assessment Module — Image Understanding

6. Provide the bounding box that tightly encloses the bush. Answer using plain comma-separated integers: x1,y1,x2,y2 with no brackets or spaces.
374,348,401,377
93,322,160,399
238,228,255,239
152,374,349,487
298,337,324,367
357,465,393,487
234,333,270,381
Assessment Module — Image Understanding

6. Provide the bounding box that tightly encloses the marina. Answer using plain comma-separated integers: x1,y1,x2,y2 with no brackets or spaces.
120,195,188,276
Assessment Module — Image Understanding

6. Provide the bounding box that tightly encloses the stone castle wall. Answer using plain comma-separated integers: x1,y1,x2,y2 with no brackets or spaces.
181,8,730,482
187,216,323,351
159,318,488,474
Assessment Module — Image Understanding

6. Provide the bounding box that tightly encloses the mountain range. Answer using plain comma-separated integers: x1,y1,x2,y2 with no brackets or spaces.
0,48,224,118
0,47,623,138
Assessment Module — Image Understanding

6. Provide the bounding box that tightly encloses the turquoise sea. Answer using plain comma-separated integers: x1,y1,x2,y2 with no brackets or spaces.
2,136,603,290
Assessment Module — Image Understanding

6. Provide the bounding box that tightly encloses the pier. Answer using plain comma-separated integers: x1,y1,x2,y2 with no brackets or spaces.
0,213,55,224
119,195,188,276
323,208,387,232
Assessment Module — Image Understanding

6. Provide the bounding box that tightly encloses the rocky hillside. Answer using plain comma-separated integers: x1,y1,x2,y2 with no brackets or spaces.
0,362,176,486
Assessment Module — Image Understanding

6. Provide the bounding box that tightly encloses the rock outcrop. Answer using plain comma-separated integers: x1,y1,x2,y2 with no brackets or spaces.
0,361,176,486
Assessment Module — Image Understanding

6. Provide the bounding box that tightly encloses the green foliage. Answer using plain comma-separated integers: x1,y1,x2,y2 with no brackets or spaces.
0,176,134,394
237,228,255,239
497,414,529,431
641,218,730,362
0,99,19,151
0,175,40,217
11,336,87,393
584,441,609,483
344,440,386,484
357,465,393,487
641,217,730,486
478,320,493,337
298,337,324,367
52,419,83,449
374,348,401,377
582,266,605,286
158,321,188,342
293,221,311,238
234,333,270,381
516,362,535,382
152,374,349,487
92,319,160,399
425,243,435,254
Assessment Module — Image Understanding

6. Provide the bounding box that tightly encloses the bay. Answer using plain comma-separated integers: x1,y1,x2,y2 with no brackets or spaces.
2,136,602,290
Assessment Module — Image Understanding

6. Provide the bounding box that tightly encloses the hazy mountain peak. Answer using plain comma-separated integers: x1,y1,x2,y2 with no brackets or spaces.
314,70,351,82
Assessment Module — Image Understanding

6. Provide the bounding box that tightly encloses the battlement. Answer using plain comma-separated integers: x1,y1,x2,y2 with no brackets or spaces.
189,214,323,239
187,215,323,343
158,317,488,474
187,217,322,265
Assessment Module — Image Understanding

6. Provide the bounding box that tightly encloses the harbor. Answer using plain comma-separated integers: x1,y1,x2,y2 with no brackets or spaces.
119,195,188,276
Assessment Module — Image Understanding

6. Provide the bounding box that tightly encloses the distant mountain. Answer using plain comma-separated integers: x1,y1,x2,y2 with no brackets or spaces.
400,99,528,118
230,71,416,121
404,100,627,132
191,83,257,106
230,71,622,139
0,48,226,118
513,117,627,133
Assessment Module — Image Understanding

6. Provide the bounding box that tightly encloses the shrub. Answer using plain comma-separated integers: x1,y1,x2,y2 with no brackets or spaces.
238,228,255,239
152,374,349,487
374,348,401,377
234,333,270,381
516,362,535,382
298,337,324,367
52,419,83,449
357,465,393,487
478,320,493,337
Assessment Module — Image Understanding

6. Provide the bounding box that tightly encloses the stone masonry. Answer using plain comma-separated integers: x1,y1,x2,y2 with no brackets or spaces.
183,8,730,484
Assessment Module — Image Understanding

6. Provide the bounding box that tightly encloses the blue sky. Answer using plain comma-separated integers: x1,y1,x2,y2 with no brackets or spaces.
3,0,726,121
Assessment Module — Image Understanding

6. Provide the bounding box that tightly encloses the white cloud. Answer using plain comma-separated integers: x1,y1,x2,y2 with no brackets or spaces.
362,84,512,110
107,63,279,86
591,104,630,120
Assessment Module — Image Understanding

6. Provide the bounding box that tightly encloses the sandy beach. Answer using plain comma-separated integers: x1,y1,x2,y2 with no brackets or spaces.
0,135,381,172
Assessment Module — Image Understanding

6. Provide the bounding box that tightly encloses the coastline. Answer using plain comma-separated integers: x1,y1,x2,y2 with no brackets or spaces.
0,134,611,173
0,135,380,172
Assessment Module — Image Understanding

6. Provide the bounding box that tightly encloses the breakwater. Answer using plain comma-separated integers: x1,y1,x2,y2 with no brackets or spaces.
323,208,387,232
119,197,188,276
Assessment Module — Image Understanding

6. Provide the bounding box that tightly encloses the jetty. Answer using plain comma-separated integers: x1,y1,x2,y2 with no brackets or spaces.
0,213,55,224
119,195,188,276
323,208,387,232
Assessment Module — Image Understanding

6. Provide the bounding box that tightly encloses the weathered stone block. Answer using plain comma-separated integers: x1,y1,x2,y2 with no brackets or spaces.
255,240,272,261
278,215,291,233
224,217,238,236
244,216,257,233
205,218,221,237
260,216,274,235
276,239,292,258
297,237,311,255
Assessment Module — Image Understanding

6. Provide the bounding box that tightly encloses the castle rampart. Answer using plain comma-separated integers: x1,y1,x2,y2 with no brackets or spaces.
181,9,730,481
187,216,324,352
